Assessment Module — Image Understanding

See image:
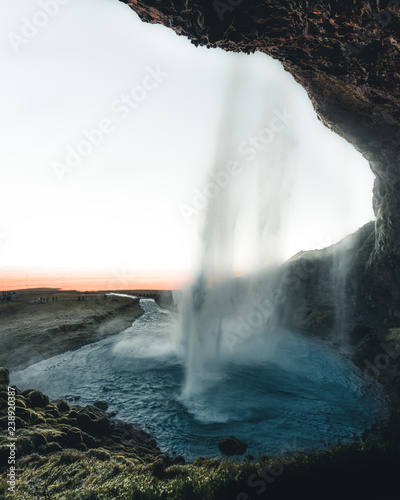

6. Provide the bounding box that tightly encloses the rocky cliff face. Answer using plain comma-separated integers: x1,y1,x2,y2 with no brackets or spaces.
121,0,400,308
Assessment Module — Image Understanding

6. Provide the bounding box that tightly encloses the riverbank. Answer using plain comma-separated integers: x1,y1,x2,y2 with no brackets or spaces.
1,365,399,499
0,289,143,370
1,287,400,498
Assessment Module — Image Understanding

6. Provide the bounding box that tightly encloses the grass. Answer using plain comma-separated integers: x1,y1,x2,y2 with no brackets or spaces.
1,440,399,499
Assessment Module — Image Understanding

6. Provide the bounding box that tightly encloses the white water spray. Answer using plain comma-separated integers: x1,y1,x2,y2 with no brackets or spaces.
179,58,300,399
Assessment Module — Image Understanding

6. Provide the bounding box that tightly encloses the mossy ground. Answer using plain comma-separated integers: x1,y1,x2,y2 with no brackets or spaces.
1,440,399,499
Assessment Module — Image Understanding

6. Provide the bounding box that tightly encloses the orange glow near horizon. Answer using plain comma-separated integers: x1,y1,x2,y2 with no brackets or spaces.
0,268,249,292
0,268,189,292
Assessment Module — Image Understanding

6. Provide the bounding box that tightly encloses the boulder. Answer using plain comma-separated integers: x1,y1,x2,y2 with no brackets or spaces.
76,412,94,434
20,389,34,397
15,396,27,408
28,410,46,425
81,432,97,448
76,411,110,437
0,415,26,430
27,390,49,408
96,416,111,436
45,404,60,419
67,410,80,420
218,436,248,455
64,427,83,448
93,401,108,411
15,406,31,424
30,431,48,449
172,455,186,465
84,405,107,418
57,399,70,412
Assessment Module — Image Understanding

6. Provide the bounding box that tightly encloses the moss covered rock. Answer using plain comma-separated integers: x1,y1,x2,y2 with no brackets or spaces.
64,427,83,448
27,390,49,408
56,399,70,412
14,406,31,424
218,436,248,455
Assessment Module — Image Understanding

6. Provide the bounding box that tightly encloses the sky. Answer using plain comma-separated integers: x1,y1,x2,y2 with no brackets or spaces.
0,0,375,287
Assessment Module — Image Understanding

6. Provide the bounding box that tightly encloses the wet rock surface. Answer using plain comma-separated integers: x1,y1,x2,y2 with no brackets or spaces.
218,436,248,455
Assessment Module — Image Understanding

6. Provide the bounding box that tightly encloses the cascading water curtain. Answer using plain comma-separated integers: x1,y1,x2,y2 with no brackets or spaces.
179,56,300,400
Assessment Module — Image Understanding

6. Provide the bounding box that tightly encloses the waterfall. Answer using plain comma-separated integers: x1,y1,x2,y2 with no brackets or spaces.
330,233,359,347
178,59,299,399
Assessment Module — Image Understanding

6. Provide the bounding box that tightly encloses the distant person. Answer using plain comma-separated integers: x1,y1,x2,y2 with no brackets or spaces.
78,296,81,301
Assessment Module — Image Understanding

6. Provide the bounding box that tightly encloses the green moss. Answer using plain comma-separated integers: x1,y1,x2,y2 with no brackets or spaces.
86,448,110,461
14,396,27,408
58,449,85,464
1,440,397,499
14,406,31,423
29,409,46,425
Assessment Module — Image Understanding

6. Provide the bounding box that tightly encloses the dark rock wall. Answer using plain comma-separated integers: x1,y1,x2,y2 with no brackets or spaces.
275,221,397,338
121,0,400,306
